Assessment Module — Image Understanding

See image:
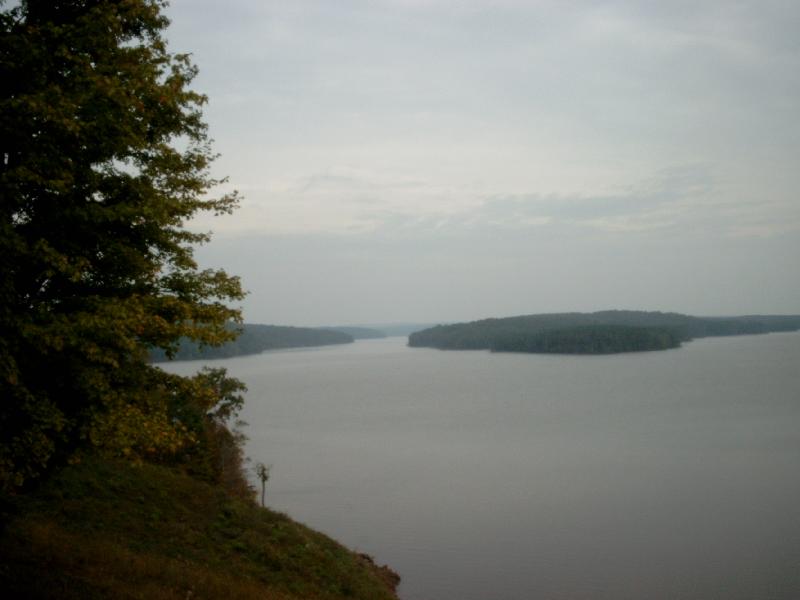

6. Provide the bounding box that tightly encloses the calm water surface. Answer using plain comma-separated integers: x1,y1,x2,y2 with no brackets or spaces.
165,332,800,600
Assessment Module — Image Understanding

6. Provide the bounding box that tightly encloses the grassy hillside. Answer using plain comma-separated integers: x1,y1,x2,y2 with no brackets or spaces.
0,459,399,600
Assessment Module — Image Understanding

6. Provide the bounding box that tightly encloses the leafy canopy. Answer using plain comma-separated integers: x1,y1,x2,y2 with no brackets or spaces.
0,0,246,489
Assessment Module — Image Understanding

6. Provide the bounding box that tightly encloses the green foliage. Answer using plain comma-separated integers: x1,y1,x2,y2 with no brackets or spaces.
150,323,354,362
409,310,800,354
0,0,245,489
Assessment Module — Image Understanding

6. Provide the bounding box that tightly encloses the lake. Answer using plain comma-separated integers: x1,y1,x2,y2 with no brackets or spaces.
163,332,800,600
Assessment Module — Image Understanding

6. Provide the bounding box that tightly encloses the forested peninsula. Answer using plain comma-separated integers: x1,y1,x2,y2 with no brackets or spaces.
150,324,355,362
408,311,800,354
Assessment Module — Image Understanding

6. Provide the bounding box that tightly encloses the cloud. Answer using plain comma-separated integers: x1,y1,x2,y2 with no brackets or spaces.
167,0,800,324
193,160,800,242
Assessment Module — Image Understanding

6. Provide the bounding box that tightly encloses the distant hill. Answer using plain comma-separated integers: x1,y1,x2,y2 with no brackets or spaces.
408,311,800,355
322,326,387,339
362,323,438,336
151,323,353,362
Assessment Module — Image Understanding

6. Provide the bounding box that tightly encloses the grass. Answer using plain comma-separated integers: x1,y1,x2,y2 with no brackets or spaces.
0,458,399,599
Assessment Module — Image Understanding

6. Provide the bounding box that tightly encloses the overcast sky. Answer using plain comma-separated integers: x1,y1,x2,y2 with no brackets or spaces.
164,0,799,326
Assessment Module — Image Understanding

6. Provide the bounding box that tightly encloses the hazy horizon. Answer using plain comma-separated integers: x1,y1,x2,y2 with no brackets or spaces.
165,1,800,327
250,307,800,331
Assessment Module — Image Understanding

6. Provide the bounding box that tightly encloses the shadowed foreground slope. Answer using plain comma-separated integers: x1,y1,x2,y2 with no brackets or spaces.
0,459,399,600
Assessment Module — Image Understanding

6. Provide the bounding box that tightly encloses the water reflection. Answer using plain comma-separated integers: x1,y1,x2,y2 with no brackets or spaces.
164,333,800,600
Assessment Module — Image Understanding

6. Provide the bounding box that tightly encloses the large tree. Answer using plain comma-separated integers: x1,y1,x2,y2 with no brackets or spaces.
0,0,245,490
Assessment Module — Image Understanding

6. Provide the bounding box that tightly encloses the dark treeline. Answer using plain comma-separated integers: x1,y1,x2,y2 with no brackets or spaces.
409,311,800,354
151,324,354,362
492,325,682,354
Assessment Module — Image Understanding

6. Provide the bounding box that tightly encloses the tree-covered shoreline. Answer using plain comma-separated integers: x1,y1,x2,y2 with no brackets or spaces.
409,311,800,354
490,324,682,354
150,323,354,362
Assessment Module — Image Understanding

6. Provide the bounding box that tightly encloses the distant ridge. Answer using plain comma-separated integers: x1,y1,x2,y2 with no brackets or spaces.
151,323,353,362
408,311,800,355
321,326,387,339
361,323,437,337
323,323,437,337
